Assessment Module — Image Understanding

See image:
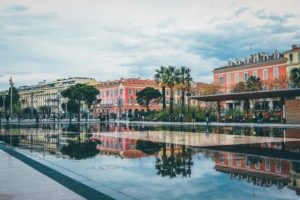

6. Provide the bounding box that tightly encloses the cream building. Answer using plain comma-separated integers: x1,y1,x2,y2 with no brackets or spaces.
18,77,96,113
284,44,300,79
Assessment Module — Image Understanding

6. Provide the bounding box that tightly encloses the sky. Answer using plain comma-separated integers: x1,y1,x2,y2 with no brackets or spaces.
0,0,300,90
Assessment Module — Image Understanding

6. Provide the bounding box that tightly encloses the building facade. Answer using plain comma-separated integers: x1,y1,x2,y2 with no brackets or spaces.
284,44,300,79
18,77,96,114
93,78,161,117
93,78,200,118
214,51,287,94
213,51,288,110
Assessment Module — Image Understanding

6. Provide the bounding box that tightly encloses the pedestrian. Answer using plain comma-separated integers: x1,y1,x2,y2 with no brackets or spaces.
192,111,196,122
205,110,210,126
259,112,263,123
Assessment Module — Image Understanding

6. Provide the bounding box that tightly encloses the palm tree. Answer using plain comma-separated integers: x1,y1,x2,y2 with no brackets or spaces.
246,76,262,91
154,66,167,110
165,66,180,114
177,67,193,114
290,68,300,88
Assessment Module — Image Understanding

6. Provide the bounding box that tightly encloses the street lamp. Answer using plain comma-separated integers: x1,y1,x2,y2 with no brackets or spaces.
117,97,123,119
2,93,6,111
56,94,60,121
9,77,13,117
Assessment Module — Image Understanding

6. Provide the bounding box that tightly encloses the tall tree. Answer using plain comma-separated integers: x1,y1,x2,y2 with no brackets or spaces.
154,66,167,110
165,66,180,114
136,87,161,111
61,84,99,122
177,66,192,114
0,87,20,113
246,76,263,91
290,68,300,88
198,83,220,95
233,82,247,93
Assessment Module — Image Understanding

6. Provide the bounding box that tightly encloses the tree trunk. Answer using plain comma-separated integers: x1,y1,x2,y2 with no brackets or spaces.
170,88,174,114
162,86,166,110
78,100,81,122
181,90,185,114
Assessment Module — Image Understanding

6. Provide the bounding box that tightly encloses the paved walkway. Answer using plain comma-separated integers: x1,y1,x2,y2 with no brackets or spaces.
0,149,84,200
0,143,115,200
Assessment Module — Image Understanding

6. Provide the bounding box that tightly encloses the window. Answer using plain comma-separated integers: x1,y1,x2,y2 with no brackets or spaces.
243,72,249,81
276,161,282,173
119,89,123,95
246,157,251,168
235,73,239,83
218,76,224,84
228,154,232,165
237,159,241,167
226,74,231,85
255,161,260,170
253,71,258,77
265,160,270,172
289,53,293,64
129,89,132,94
273,67,279,79
220,155,224,164
263,69,268,80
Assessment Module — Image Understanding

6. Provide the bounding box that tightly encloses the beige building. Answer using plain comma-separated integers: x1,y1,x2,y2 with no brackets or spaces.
284,44,300,79
18,77,96,114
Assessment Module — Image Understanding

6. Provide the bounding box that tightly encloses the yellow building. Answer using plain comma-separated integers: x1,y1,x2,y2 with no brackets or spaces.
284,44,300,78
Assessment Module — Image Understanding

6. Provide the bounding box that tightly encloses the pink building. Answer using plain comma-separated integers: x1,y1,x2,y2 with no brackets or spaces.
214,51,287,94
93,78,161,117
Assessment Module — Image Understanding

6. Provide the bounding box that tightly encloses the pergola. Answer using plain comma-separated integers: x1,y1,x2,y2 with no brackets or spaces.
189,88,300,122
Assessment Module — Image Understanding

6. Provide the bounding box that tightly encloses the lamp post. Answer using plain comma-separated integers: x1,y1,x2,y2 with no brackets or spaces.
56,94,60,122
9,77,13,117
29,86,35,119
2,94,6,111
117,97,123,120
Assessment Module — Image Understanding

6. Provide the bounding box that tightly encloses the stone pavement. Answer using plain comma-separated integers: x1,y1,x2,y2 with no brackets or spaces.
0,143,115,200
0,149,84,200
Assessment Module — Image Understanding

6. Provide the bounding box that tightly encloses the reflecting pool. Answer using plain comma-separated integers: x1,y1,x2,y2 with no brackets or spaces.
1,123,300,200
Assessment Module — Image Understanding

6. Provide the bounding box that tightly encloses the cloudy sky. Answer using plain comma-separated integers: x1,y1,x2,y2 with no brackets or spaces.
0,0,300,89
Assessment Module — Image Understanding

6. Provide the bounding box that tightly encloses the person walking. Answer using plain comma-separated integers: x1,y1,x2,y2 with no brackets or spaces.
205,110,210,126
192,111,196,122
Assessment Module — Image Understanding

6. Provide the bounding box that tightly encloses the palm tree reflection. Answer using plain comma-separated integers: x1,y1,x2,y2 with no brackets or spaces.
155,144,193,178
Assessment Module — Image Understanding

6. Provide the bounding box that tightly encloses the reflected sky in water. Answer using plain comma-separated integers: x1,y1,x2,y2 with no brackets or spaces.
1,123,300,200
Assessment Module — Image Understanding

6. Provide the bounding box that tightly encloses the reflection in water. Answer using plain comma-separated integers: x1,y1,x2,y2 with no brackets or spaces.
1,123,300,198
155,144,193,178
61,140,100,160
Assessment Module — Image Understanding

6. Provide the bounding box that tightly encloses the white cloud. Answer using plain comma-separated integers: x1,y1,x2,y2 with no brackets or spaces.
0,0,300,89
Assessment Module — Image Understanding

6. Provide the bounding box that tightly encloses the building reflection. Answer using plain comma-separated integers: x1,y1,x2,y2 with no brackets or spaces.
213,144,300,195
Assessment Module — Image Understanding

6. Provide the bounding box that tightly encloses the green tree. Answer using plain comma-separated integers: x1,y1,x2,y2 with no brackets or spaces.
136,87,161,111
21,107,38,119
165,66,180,114
177,66,192,114
290,68,300,88
154,66,167,110
61,84,99,122
0,87,20,113
246,76,262,91
233,82,247,93
39,105,51,117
